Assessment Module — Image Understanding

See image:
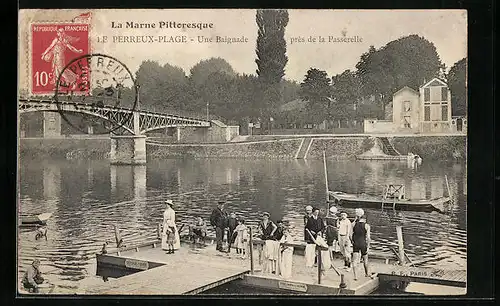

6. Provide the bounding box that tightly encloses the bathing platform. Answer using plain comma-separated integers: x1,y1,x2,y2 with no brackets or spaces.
88,239,466,295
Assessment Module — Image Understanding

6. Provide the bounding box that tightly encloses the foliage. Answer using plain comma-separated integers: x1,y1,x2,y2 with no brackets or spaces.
255,9,289,85
299,68,331,123
255,9,289,123
447,58,467,116
330,70,361,120
189,57,237,86
355,35,444,116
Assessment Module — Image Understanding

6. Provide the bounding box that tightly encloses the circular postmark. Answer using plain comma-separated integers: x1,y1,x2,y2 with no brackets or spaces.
54,54,138,135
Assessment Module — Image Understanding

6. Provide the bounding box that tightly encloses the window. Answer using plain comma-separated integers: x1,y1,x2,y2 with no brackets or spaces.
442,105,448,121
403,116,411,128
424,106,430,121
431,105,441,121
404,101,411,112
424,88,430,101
441,87,448,101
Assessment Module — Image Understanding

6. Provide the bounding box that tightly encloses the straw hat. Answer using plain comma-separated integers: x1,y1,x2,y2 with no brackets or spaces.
165,199,174,207
305,205,313,212
329,206,338,214
262,212,270,217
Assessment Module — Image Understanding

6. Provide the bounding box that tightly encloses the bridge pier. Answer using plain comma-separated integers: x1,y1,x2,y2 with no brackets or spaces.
110,135,147,165
43,112,61,138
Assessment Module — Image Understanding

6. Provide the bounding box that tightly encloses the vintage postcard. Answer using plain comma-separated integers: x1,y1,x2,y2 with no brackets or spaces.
18,9,467,296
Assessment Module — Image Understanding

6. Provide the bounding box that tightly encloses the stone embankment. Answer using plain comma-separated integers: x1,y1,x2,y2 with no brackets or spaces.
19,135,466,161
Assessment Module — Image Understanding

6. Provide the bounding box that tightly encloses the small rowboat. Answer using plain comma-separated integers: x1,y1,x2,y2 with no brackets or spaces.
19,213,53,227
328,185,450,213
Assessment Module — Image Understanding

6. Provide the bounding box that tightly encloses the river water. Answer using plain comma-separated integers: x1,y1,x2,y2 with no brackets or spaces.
18,158,466,293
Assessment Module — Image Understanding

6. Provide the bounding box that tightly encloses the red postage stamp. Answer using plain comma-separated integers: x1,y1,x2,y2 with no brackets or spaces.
31,23,90,95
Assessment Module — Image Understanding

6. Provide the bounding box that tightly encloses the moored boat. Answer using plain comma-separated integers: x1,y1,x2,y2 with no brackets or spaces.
19,213,53,227
328,184,449,213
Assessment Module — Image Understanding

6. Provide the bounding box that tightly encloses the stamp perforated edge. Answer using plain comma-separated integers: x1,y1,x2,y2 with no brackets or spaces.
24,15,93,96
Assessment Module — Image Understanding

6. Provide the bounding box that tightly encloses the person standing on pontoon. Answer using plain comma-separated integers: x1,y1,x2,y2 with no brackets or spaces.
210,201,227,252
325,206,339,264
338,212,352,269
259,212,277,273
303,205,313,241
305,207,325,268
279,225,294,279
351,212,373,280
162,199,180,254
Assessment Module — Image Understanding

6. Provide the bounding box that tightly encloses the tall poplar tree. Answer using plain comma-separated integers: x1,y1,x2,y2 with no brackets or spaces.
255,9,289,125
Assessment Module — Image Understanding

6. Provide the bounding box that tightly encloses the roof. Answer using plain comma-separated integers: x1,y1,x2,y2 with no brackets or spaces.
279,99,308,112
393,86,419,97
421,77,448,88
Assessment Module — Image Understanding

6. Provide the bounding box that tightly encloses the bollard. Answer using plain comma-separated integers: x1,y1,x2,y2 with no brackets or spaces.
249,227,254,274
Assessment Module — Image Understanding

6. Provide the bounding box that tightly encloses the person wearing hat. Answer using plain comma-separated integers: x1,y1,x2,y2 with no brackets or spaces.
162,199,179,254
259,212,277,273
303,205,313,241
22,259,45,293
304,207,325,268
351,213,372,280
338,212,352,269
210,201,228,252
325,206,339,264
279,224,294,279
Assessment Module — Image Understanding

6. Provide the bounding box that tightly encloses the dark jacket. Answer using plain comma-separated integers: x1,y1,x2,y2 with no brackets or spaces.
228,217,238,232
210,207,227,228
274,226,284,241
305,216,325,243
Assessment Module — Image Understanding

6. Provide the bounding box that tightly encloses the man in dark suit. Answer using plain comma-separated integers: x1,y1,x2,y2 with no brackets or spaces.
305,207,325,243
210,201,227,252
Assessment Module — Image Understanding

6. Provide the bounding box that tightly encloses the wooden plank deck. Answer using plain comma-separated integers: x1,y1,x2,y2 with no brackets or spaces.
90,241,465,295
377,265,466,288
87,246,250,295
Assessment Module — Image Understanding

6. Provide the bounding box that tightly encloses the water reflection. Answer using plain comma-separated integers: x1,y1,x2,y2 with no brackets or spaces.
18,158,467,291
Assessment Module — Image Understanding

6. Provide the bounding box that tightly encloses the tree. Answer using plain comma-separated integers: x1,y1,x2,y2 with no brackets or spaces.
255,9,289,124
255,9,289,84
331,70,362,120
189,57,236,86
356,35,444,117
447,58,467,116
135,60,190,112
299,68,331,124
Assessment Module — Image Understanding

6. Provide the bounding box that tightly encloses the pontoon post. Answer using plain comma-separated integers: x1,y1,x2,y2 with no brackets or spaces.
323,150,329,212
249,227,254,274
396,226,406,265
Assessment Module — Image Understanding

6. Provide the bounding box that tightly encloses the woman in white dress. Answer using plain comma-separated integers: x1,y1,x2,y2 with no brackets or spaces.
161,200,180,253
279,226,294,279
234,219,249,258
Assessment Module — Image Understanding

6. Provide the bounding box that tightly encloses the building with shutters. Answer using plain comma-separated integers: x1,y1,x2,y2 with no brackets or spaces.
364,78,465,134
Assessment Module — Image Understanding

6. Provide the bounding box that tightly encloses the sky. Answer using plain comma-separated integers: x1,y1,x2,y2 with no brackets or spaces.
19,9,467,87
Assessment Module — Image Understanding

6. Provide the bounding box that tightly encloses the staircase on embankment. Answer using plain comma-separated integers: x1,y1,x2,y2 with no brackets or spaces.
295,137,314,159
379,137,400,156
